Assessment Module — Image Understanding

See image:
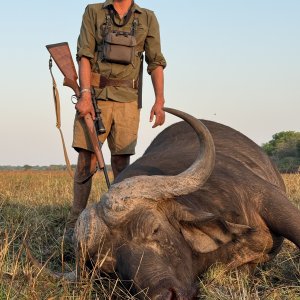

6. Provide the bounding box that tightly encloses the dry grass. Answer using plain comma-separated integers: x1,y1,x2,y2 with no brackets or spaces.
0,171,299,299
0,170,137,299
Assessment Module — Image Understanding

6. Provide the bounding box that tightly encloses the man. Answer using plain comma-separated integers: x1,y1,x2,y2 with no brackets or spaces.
67,0,166,229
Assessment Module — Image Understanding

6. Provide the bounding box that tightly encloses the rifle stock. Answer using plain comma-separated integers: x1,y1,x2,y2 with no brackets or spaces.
46,42,107,173
63,78,80,98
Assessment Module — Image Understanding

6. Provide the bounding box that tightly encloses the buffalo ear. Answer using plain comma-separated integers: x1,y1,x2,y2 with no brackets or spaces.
169,206,252,253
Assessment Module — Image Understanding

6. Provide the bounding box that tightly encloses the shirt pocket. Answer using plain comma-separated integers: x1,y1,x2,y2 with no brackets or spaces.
95,22,105,44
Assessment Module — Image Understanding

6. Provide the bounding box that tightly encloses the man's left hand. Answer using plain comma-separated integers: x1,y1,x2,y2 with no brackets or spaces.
150,100,165,128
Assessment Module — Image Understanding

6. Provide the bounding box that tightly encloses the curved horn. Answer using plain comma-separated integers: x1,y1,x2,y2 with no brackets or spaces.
23,240,77,281
100,108,215,215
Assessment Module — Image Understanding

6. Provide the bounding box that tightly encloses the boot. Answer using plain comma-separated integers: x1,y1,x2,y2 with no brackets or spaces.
66,176,93,229
63,150,96,244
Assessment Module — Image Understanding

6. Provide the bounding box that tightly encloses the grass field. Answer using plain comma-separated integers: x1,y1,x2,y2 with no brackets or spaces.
0,171,299,299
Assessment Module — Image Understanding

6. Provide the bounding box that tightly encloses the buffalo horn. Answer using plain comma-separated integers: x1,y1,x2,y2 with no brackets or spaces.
100,108,215,217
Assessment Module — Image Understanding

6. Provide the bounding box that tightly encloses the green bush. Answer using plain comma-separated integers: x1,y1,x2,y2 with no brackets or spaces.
262,131,300,173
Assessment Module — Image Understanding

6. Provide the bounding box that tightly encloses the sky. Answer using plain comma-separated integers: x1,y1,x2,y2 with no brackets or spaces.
0,0,299,166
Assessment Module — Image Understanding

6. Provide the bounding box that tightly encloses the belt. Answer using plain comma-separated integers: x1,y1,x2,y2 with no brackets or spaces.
91,72,138,89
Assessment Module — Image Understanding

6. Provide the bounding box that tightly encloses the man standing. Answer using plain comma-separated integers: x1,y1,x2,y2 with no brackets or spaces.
67,0,166,230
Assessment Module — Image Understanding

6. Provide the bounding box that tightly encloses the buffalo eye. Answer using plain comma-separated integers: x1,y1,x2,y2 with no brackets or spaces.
152,225,160,235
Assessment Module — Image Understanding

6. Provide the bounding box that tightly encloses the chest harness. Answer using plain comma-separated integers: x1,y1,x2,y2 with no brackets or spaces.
90,5,144,108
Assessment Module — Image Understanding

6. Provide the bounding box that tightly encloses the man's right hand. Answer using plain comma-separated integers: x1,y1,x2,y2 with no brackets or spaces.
75,93,95,119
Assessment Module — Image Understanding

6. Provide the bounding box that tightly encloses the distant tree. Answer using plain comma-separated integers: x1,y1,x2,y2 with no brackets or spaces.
262,131,300,173
297,140,300,157
49,165,64,170
23,164,32,171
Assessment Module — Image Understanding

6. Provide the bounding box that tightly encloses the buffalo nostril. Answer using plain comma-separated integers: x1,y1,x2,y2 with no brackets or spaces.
167,288,177,300
152,289,175,300
154,288,192,300
168,288,193,300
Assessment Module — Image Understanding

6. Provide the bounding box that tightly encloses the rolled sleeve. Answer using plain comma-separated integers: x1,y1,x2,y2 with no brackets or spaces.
144,12,167,75
77,5,96,61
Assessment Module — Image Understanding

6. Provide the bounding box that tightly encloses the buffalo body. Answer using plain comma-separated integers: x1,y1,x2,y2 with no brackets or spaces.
74,109,300,299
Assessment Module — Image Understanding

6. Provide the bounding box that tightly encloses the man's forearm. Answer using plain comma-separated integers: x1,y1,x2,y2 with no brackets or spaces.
75,56,94,118
149,66,165,128
79,56,92,90
151,66,165,105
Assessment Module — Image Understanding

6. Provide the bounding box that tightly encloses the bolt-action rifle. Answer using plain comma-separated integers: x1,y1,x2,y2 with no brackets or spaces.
46,42,110,189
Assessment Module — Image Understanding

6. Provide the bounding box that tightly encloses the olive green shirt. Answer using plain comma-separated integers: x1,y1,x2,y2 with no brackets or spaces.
77,0,167,102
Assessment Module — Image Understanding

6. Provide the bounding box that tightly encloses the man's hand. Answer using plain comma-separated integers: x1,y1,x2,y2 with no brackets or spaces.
75,93,95,119
150,99,165,128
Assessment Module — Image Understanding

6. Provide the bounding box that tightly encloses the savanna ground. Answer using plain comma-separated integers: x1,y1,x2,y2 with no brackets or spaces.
0,170,299,299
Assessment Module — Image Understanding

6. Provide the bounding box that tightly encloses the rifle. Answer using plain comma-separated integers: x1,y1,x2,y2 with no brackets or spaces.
46,42,110,189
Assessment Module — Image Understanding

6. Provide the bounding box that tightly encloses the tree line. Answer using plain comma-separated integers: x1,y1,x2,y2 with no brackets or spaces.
0,165,112,171
1,131,299,173
0,165,77,171
262,131,300,173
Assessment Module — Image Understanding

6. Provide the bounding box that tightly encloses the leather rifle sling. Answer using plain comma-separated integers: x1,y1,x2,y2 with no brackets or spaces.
49,57,74,177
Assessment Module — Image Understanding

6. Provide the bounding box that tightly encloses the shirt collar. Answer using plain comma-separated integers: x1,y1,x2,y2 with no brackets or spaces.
103,0,142,13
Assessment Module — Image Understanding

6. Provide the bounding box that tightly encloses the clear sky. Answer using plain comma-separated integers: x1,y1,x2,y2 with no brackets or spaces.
0,0,299,166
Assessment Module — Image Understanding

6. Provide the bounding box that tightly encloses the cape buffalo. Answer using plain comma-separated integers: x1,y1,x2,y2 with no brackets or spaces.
73,108,300,299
